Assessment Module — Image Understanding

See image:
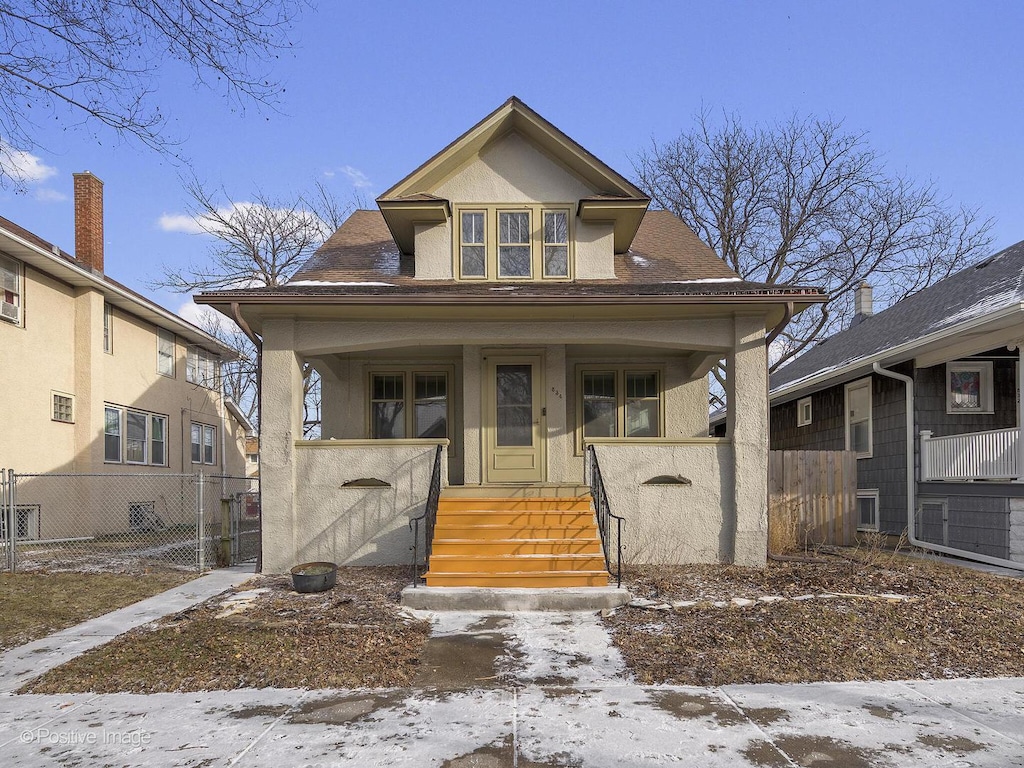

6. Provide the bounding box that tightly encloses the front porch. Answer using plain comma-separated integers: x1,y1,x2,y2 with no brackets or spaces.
258,313,771,575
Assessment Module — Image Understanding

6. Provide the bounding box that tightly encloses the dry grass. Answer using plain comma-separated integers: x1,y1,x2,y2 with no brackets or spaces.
607,552,1024,686
20,566,430,694
0,570,193,652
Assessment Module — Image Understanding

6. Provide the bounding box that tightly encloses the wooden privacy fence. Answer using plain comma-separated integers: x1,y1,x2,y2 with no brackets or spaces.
768,450,858,550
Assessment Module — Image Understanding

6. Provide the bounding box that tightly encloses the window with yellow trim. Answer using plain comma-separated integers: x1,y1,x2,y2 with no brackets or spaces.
454,205,572,281
579,367,663,446
369,370,449,440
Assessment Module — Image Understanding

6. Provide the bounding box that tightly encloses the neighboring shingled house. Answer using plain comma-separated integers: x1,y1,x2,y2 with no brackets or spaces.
197,97,824,582
769,241,1024,568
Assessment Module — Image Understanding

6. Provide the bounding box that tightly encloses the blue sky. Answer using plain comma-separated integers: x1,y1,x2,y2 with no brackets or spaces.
2,1,1022,323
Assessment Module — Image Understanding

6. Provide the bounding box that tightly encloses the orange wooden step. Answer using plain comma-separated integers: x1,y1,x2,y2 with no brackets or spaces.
432,524,598,540
427,554,606,573
435,510,595,526
424,571,611,588
431,538,603,556
438,497,592,512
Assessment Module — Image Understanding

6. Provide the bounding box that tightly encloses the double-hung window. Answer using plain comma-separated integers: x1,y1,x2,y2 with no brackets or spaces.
580,367,663,446
543,211,569,278
157,329,175,377
187,346,219,388
498,211,532,278
105,406,167,466
0,253,21,324
845,378,872,458
460,211,486,278
103,302,113,353
191,423,216,465
369,370,449,440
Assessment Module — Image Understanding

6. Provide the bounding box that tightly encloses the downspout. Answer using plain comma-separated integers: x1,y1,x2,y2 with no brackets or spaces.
765,302,794,347
232,302,263,574
872,362,1024,572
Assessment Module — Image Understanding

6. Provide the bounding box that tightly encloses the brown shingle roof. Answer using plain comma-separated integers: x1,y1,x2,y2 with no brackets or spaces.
291,208,739,285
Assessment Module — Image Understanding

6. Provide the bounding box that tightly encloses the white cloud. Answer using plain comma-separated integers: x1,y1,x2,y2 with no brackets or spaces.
324,165,372,189
33,187,68,203
177,299,219,328
158,212,208,234
0,141,58,185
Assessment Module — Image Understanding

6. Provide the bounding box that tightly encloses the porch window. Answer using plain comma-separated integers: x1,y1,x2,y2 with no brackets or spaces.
946,360,993,414
845,378,872,458
0,252,21,324
857,489,879,532
580,367,663,445
370,371,449,440
498,211,531,278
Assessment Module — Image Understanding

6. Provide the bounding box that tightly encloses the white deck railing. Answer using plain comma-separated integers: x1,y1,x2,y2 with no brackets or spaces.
920,428,1019,481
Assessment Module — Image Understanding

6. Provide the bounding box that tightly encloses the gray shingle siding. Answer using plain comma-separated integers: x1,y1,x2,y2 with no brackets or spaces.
915,355,1017,436
918,495,1009,559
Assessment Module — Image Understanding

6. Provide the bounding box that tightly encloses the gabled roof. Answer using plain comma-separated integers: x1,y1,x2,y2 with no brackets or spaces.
0,215,235,358
287,208,739,286
378,96,647,201
770,240,1024,399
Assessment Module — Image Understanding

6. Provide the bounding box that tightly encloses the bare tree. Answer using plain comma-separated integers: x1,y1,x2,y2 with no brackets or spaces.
635,110,994,373
0,0,303,187
156,179,355,433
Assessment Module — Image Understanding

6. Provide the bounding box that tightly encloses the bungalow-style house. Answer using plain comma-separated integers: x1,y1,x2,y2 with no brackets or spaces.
196,97,824,583
769,241,1024,568
0,173,251,541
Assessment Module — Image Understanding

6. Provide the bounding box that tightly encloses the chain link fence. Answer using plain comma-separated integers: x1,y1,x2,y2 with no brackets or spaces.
0,469,259,574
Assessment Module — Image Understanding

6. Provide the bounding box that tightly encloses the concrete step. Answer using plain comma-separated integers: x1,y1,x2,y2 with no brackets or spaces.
431,538,603,556
438,497,592,512
423,570,611,588
427,554,606,573
401,585,632,611
435,510,595,526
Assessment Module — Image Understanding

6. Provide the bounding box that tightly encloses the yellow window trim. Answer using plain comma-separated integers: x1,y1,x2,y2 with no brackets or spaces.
574,364,666,454
453,203,574,282
366,365,456,450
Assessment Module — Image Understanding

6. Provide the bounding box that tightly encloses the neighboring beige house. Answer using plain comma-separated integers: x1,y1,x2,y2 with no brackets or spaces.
0,173,251,540
198,98,824,581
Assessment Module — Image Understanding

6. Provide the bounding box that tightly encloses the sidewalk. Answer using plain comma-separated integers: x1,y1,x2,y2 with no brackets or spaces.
1,604,1022,766
0,565,255,695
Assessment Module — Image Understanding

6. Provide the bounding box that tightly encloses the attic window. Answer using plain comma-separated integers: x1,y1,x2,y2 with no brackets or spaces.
454,205,573,281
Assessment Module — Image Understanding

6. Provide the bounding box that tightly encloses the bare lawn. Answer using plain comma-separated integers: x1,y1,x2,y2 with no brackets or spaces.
607,551,1024,686
0,570,193,652
21,566,430,694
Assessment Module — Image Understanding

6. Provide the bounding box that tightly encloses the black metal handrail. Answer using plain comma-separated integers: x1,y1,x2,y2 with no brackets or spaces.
409,444,444,587
585,444,624,588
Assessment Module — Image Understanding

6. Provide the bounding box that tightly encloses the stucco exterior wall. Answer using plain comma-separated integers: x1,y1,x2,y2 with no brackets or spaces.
434,132,595,203
284,442,446,571
588,441,734,564
575,221,616,279
0,261,243,477
413,222,453,280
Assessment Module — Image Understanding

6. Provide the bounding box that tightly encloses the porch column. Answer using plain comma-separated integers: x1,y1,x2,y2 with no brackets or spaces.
726,314,769,567
545,345,570,483
463,345,482,485
313,356,350,440
260,318,305,572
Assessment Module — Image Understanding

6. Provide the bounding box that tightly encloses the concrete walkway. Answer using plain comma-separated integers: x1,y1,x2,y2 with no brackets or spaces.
0,565,255,695
1,579,1023,766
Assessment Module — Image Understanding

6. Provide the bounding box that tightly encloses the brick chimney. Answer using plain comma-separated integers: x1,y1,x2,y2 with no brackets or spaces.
73,172,104,274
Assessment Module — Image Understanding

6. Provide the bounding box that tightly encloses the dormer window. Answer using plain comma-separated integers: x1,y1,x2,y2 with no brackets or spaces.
455,205,572,281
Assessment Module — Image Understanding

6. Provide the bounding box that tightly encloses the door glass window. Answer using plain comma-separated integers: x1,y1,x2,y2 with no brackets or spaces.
496,364,533,446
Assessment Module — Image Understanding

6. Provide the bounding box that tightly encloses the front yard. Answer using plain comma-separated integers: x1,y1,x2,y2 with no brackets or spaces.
606,551,1024,685
10,553,1024,693
0,570,194,651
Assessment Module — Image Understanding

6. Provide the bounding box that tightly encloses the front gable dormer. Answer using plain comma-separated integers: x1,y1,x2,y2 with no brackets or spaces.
377,97,649,282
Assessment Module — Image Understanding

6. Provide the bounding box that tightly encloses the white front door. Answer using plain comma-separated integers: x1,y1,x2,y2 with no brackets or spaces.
483,354,545,483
